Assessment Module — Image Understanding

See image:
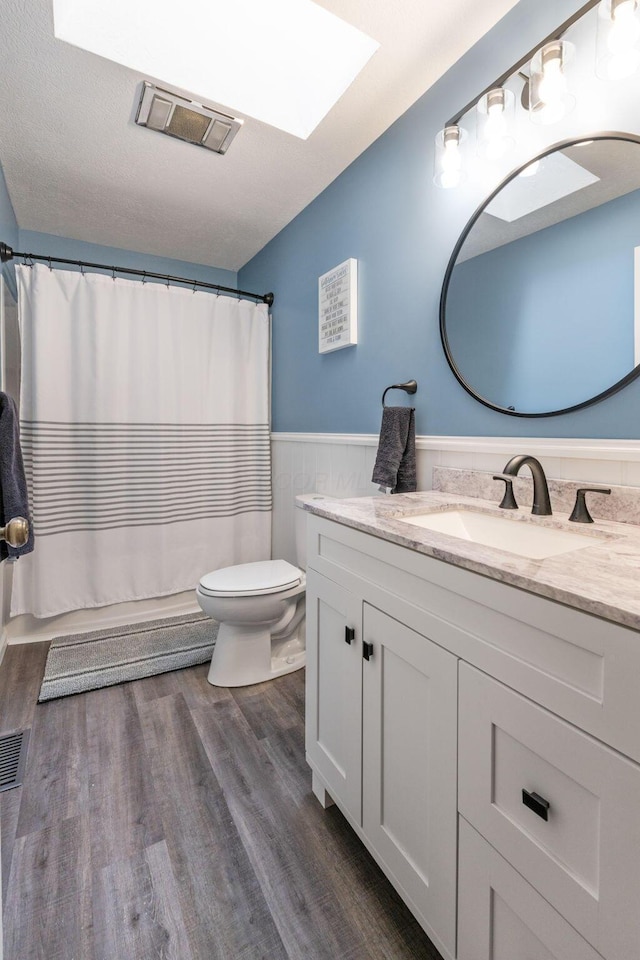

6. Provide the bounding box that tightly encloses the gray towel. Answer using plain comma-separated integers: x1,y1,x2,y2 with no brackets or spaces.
372,406,417,494
0,391,34,560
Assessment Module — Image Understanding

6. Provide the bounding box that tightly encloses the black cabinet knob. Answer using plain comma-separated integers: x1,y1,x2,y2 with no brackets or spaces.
345,626,355,645
362,642,374,661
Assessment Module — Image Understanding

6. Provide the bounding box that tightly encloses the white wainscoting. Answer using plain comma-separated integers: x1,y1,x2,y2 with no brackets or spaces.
272,432,640,565
6,432,640,642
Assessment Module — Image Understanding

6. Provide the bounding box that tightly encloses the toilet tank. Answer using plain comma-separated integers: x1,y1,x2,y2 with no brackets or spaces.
294,494,332,571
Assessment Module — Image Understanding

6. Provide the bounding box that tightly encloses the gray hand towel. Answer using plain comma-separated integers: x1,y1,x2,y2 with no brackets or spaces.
0,391,34,560
372,406,417,494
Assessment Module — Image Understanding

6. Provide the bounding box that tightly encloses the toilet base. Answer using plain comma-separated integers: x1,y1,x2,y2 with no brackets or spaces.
207,621,305,687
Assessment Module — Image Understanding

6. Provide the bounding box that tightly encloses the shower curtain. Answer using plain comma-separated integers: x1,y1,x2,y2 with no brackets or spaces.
12,263,271,618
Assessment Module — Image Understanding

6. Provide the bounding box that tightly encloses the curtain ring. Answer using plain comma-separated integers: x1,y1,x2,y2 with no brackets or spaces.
78,260,85,276
112,267,116,281
142,271,147,284
192,280,197,294
166,275,170,290
48,257,52,271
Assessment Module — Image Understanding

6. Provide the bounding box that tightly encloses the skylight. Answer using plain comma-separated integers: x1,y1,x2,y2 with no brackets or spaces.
52,0,379,140
486,152,600,223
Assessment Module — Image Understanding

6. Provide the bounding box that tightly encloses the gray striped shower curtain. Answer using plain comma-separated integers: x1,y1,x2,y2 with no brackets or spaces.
12,263,271,618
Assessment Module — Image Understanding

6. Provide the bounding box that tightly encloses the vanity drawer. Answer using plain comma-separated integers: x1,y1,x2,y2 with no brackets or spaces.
458,662,640,960
458,817,603,960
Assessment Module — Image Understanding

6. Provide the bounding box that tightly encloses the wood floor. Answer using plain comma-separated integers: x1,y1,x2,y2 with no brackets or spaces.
0,643,443,960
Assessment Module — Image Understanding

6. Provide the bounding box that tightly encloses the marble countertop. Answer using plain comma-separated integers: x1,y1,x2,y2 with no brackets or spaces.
302,491,640,631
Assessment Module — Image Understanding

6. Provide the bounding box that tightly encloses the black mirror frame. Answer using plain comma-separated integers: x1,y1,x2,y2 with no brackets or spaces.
439,131,640,418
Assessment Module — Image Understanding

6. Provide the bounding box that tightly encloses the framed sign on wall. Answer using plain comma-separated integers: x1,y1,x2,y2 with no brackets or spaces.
318,258,358,353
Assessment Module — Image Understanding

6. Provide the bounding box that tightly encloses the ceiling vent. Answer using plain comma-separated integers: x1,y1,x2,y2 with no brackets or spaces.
135,82,242,155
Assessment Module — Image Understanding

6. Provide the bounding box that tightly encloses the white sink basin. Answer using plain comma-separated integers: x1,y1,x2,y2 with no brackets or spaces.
396,509,598,560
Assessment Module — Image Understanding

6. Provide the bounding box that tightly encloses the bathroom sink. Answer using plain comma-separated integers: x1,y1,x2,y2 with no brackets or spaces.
396,509,598,560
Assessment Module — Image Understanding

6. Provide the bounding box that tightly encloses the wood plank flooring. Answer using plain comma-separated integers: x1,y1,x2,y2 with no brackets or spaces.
0,643,443,960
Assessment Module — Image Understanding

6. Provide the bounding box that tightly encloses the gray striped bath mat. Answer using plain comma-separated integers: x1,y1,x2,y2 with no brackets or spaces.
38,612,218,701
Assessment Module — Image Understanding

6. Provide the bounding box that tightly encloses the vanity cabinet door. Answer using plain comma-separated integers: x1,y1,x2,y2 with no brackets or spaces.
361,603,458,959
305,569,363,825
458,818,603,960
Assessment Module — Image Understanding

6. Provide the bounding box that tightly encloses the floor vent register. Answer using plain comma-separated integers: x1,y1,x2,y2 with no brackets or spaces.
0,729,30,792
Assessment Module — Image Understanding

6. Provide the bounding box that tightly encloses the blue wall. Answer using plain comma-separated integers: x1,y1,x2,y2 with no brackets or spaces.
448,188,640,412
239,0,640,439
17,229,237,290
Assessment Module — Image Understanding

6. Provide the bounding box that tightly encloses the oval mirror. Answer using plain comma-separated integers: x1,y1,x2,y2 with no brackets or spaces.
440,134,640,417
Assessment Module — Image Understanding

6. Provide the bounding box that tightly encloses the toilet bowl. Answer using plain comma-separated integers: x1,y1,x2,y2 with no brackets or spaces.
196,493,327,687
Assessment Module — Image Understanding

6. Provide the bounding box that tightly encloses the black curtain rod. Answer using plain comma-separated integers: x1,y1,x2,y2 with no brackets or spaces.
0,242,274,307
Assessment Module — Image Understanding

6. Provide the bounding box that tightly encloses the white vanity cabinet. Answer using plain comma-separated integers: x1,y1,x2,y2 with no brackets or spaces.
305,569,458,959
304,511,640,960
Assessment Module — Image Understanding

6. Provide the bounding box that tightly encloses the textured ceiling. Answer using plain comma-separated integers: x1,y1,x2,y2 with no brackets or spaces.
0,0,519,271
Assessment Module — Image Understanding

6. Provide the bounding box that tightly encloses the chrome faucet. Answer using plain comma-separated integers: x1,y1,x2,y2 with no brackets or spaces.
501,455,552,516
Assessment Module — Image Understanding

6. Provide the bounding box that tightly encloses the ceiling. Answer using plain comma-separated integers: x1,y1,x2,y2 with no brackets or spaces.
0,0,519,272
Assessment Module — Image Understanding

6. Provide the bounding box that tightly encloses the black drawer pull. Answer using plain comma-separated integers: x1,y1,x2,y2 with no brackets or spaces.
362,642,374,661
522,789,550,821
345,626,355,645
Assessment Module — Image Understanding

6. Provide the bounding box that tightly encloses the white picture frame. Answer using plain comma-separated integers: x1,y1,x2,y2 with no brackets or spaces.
318,258,358,354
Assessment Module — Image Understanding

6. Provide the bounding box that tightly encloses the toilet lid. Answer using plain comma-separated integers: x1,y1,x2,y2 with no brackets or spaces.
199,559,302,597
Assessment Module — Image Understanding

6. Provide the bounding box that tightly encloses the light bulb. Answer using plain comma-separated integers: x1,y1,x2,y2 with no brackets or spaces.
538,58,567,104
596,0,640,79
485,103,507,139
433,124,465,188
441,140,462,174
441,127,462,173
477,88,514,160
527,43,574,125
608,0,640,53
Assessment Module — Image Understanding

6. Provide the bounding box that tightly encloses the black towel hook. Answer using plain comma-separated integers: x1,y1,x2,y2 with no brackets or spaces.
381,380,418,407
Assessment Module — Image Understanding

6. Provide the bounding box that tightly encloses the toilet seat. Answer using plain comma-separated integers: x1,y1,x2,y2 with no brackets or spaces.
198,559,302,598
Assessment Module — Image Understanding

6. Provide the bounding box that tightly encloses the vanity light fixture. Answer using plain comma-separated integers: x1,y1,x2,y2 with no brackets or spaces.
596,0,640,80
432,0,606,189
477,88,515,160
433,124,466,189
528,40,575,125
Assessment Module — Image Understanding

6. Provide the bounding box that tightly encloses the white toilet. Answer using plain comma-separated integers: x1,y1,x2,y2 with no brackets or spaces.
196,493,326,687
